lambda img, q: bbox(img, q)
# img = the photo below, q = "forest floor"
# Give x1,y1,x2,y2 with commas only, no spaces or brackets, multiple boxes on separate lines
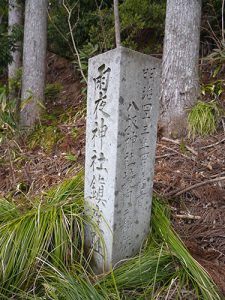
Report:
0,52,225,295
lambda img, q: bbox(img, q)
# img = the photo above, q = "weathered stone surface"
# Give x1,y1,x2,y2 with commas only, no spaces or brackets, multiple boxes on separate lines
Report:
85,47,161,273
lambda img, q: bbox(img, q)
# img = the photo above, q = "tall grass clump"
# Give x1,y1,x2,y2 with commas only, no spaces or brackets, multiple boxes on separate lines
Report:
0,173,221,299
22,198,221,299
96,199,221,300
0,172,88,297
188,100,222,138
151,199,221,299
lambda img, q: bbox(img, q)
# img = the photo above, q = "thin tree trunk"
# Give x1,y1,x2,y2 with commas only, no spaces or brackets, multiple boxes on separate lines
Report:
222,0,225,44
113,0,121,47
8,0,23,83
20,0,48,128
160,0,202,137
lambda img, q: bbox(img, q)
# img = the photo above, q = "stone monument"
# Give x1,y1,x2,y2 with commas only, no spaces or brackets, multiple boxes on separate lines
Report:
85,47,161,273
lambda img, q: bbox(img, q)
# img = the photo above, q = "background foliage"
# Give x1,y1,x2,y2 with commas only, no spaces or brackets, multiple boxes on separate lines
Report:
0,0,224,76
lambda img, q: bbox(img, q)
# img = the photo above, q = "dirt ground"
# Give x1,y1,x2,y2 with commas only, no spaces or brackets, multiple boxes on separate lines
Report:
154,134,225,295
1,53,225,295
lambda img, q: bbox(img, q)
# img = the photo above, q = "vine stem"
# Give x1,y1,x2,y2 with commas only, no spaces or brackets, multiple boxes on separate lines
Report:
62,0,87,84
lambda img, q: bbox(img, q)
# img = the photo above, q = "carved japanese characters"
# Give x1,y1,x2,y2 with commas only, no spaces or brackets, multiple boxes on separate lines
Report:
85,47,161,273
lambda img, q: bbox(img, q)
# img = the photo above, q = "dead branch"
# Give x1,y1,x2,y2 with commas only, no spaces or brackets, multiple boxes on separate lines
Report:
174,214,201,220
211,171,225,178
157,143,195,161
166,176,225,197
207,20,222,49
161,137,198,156
200,137,225,150
155,153,176,159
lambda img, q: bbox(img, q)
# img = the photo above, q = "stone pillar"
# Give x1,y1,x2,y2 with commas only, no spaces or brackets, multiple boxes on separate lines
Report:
85,47,161,273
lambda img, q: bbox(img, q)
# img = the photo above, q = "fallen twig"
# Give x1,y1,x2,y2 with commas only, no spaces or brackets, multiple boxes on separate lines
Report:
161,137,198,156
157,144,195,161
155,153,176,159
200,137,225,150
210,171,225,178
166,176,225,197
175,214,201,220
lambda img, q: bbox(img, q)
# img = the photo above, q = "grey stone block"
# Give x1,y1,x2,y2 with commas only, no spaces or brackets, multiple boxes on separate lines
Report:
85,46,161,273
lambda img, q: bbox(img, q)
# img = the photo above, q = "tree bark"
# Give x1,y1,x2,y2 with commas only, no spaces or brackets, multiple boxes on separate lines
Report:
160,0,202,137
20,0,48,128
8,0,23,81
113,0,121,47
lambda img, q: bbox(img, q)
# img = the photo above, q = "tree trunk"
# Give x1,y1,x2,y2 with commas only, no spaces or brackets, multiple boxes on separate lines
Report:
8,0,23,82
160,0,202,137
20,0,48,128
113,0,121,47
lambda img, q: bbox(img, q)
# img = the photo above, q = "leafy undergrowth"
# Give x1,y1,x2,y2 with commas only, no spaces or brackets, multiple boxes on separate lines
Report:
0,173,221,299
27,123,63,154
0,53,86,201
